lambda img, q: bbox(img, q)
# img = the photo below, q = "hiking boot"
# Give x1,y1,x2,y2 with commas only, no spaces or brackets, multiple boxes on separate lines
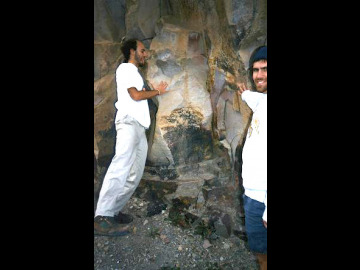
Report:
94,216,130,237
114,212,134,224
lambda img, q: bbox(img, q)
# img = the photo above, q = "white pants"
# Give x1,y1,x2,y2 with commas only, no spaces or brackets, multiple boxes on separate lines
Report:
95,115,148,217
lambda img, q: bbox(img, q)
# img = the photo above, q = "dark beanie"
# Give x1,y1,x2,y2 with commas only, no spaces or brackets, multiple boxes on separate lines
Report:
252,46,267,64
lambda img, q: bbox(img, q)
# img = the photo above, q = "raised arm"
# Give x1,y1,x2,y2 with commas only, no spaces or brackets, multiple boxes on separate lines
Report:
237,82,249,96
128,81,168,101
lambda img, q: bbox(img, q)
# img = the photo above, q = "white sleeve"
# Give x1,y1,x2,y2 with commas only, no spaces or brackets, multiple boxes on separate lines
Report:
262,191,267,222
116,65,140,91
241,90,263,111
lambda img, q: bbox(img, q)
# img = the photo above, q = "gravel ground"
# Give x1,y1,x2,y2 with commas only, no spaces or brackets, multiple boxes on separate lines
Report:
94,196,259,270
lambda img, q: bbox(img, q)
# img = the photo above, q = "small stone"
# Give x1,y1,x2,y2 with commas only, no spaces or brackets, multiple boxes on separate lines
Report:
223,243,230,250
160,234,170,244
202,239,212,249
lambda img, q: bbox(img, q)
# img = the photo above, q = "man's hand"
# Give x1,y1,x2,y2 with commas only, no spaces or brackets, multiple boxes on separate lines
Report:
237,82,248,95
153,81,168,95
128,81,169,101
263,220,267,229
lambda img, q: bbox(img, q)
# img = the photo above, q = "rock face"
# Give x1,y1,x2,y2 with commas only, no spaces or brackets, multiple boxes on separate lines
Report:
94,0,267,237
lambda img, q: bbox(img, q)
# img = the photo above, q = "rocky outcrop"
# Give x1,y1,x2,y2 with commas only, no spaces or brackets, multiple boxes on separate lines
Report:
94,0,267,237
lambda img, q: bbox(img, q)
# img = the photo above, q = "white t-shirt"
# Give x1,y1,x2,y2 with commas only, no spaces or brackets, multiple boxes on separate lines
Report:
241,90,267,221
114,63,150,129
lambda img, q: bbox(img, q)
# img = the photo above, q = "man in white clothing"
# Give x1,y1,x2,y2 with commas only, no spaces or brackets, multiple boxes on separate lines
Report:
237,46,267,270
94,39,168,236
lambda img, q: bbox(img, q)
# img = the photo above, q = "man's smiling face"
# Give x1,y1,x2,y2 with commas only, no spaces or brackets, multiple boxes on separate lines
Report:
252,60,267,93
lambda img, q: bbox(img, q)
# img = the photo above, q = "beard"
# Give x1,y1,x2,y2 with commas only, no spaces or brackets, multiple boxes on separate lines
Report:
135,52,145,67
255,83,267,93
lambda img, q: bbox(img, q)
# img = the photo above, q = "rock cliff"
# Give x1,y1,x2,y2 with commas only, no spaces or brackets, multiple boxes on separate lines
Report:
94,0,267,238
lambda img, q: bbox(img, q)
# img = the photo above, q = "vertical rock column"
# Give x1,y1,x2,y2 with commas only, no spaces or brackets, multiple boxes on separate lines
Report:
139,19,239,236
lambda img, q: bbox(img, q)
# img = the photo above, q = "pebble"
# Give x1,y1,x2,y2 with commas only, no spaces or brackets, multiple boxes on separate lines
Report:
160,234,170,244
223,243,231,250
203,239,212,249
94,197,259,270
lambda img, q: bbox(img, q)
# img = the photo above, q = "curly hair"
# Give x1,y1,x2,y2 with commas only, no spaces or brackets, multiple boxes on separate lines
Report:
121,39,138,63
